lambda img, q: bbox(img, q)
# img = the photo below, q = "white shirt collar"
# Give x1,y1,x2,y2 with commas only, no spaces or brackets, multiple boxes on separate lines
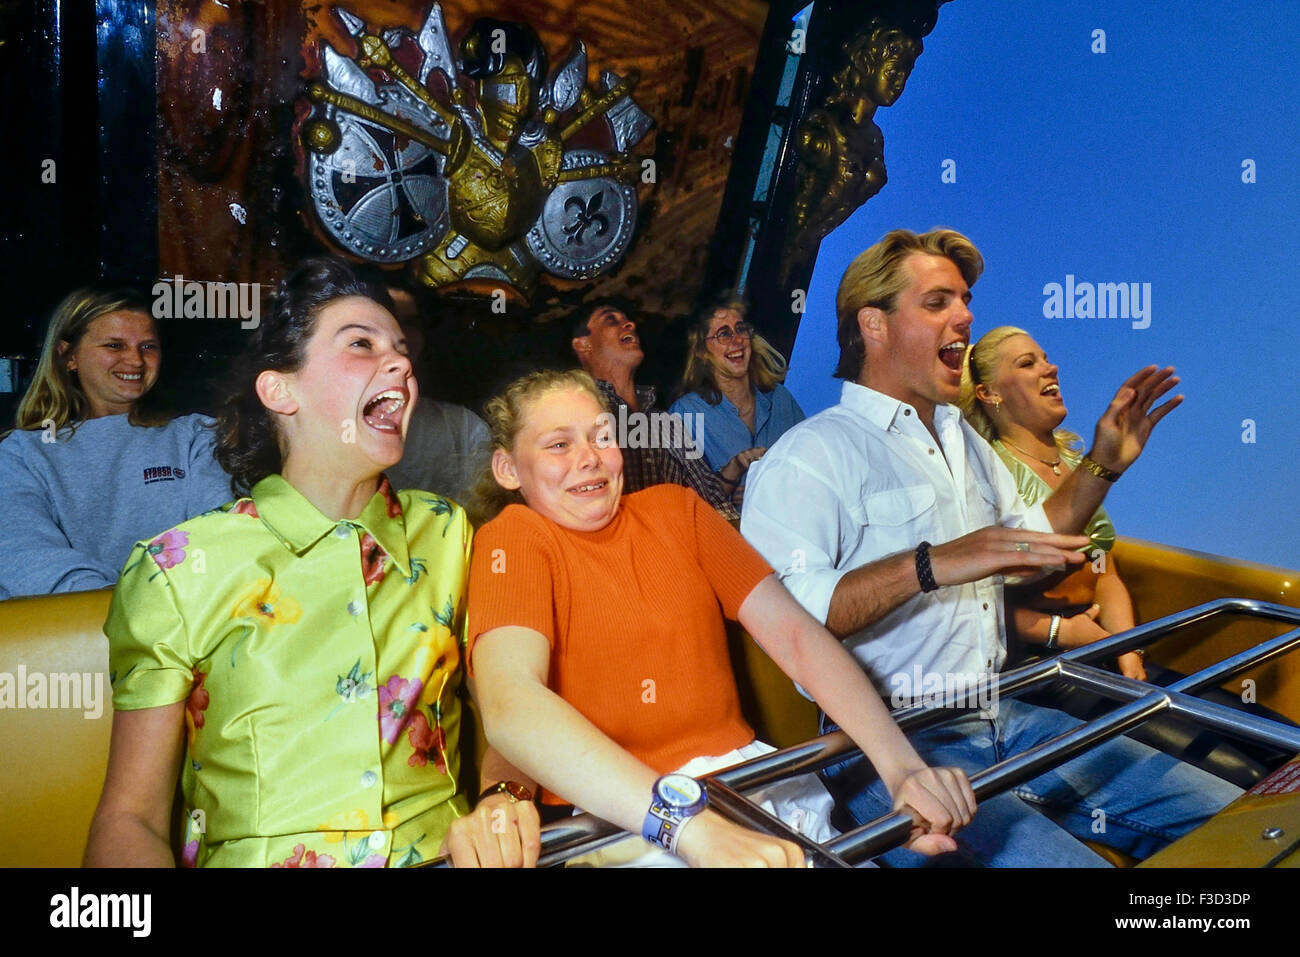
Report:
839,380,963,434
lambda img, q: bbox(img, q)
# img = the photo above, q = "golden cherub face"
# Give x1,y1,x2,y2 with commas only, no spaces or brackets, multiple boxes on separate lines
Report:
863,27,921,106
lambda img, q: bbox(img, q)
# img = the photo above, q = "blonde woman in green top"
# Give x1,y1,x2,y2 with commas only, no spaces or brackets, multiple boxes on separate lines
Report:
960,326,1146,681
84,259,539,868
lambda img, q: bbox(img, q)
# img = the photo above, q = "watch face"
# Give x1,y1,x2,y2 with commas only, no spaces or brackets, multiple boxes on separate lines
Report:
655,774,703,808
501,781,531,802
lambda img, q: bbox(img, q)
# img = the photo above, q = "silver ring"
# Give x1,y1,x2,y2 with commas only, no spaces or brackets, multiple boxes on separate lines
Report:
1014,542,1031,552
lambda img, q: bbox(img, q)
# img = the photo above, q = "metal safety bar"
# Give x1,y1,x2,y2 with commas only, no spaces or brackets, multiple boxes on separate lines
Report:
829,690,1175,862
703,779,851,868
425,598,1300,867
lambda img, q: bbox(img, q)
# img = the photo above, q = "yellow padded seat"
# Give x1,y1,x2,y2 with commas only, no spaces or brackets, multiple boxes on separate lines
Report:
0,588,489,867
0,588,115,867
726,622,820,748
3,538,1292,867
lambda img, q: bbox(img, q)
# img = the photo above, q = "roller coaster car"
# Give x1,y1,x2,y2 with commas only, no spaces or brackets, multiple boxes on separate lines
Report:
2,538,1298,867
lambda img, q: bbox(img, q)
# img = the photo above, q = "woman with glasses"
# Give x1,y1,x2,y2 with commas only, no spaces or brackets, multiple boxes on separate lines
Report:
669,296,804,504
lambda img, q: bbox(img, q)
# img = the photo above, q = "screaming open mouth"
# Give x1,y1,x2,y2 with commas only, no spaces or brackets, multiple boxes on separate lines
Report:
939,342,966,371
362,388,408,433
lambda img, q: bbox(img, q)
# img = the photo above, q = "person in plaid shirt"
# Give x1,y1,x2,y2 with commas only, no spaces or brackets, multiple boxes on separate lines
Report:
570,300,738,522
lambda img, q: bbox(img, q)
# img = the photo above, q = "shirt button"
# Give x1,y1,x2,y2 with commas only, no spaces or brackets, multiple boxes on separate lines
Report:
904,409,911,416
368,830,386,850
361,770,378,788
982,602,989,611
928,448,935,455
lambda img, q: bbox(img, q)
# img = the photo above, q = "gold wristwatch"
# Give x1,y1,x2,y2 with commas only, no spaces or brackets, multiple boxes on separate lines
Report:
478,780,533,803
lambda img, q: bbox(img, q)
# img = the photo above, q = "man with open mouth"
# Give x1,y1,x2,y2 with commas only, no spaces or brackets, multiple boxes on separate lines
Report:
571,299,739,523
740,227,1241,866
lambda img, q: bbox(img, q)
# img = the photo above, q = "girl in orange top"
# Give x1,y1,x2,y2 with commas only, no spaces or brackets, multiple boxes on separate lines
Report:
467,369,976,867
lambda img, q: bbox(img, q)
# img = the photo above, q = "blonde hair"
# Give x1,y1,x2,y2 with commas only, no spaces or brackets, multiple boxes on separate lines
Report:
835,228,984,381
676,298,788,405
11,287,167,437
959,325,1081,455
465,369,610,526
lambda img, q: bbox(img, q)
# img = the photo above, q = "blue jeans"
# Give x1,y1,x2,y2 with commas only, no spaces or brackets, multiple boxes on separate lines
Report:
819,697,1243,867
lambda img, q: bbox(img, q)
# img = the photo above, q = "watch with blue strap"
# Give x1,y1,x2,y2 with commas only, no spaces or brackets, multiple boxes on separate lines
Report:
642,773,708,853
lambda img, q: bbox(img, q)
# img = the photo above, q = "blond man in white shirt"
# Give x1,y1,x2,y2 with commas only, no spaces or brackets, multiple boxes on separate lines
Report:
742,228,1240,866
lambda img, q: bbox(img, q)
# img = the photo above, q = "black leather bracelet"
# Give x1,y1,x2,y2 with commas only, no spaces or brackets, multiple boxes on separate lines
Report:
915,541,939,593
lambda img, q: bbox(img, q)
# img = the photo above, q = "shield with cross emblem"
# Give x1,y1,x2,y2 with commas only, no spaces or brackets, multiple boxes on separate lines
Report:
306,47,451,263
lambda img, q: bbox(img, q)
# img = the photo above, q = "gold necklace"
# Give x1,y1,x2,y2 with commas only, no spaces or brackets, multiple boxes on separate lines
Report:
1003,438,1061,475
724,386,754,419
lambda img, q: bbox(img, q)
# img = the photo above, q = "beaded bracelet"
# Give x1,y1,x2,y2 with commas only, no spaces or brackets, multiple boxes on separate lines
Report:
915,541,939,593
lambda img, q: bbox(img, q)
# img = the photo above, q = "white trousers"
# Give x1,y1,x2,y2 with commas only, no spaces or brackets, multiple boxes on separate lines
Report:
565,741,841,868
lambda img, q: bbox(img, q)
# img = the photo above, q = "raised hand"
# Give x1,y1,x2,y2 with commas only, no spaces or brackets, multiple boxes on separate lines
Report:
1089,365,1183,473
928,526,1091,588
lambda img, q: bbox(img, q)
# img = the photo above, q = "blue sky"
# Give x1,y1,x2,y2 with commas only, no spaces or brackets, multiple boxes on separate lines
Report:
786,1,1298,569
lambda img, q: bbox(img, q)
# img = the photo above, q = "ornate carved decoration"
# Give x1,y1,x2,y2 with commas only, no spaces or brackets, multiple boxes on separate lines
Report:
788,11,930,261
298,3,654,300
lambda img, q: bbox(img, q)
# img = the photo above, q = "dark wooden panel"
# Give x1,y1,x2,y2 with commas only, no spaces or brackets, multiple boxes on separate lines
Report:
155,1,768,313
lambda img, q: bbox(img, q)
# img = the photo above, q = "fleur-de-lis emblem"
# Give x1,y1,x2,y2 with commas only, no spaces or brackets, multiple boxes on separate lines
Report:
563,191,608,245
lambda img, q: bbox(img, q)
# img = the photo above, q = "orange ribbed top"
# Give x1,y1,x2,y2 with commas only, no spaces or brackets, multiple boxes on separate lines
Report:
468,484,771,802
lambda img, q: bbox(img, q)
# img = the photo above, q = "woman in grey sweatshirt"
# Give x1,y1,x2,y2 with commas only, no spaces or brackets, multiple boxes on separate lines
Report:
0,288,232,599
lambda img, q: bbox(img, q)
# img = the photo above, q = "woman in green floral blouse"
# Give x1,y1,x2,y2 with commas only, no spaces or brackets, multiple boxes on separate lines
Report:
84,260,539,868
